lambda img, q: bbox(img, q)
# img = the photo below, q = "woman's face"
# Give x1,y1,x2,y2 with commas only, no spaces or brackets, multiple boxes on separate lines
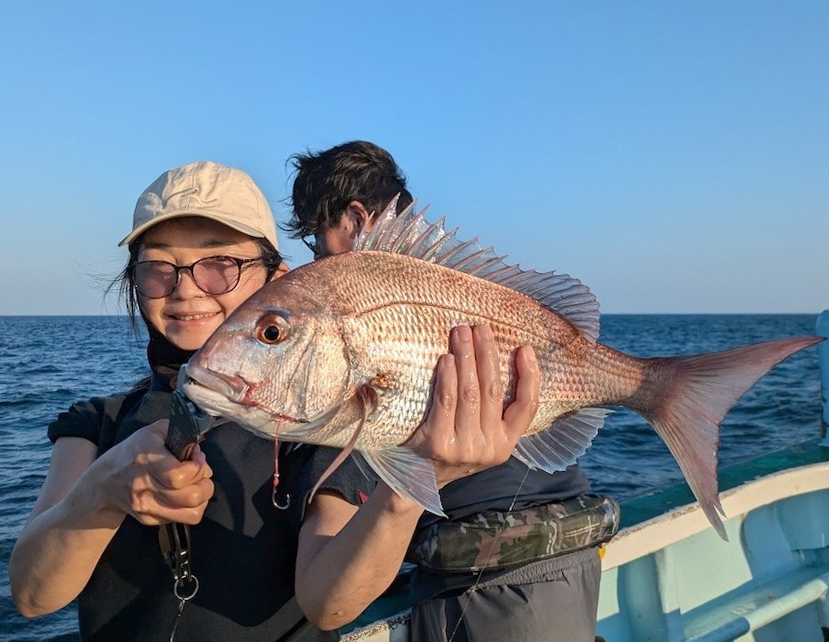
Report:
137,217,284,351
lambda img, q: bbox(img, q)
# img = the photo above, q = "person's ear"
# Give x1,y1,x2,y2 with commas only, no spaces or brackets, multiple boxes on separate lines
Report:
269,261,290,282
345,201,374,234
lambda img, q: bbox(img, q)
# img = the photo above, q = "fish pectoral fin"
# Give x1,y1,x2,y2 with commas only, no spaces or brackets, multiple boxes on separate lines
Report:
306,415,365,506
513,407,611,473
361,447,445,517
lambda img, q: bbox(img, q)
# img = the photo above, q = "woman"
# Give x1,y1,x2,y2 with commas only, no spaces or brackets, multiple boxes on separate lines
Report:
10,160,540,641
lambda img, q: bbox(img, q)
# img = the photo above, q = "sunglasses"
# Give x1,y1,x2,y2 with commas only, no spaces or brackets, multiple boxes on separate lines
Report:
301,236,321,258
131,256,265,299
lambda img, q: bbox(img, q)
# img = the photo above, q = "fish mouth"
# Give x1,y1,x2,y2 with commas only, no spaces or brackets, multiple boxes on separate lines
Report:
181,362,310,430
183,362,248,404
181,371,254,424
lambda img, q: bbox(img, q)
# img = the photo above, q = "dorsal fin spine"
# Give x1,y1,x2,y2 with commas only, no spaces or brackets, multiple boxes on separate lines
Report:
437,237,481,266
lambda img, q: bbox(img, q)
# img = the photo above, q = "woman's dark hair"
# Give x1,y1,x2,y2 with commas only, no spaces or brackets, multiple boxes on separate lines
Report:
108,235,282,332
284,140,413,240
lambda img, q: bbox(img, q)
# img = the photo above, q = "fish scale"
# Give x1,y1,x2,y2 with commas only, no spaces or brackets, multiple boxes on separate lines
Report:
332,253,636,436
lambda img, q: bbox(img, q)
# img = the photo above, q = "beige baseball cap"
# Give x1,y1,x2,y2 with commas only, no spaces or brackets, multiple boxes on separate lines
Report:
119,160,279,249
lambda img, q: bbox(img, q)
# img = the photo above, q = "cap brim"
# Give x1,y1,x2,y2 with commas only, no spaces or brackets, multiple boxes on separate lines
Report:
118,211,268,247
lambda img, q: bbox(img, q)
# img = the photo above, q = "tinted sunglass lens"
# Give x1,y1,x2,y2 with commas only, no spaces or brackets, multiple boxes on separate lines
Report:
192,257,240,295
135,262,176,298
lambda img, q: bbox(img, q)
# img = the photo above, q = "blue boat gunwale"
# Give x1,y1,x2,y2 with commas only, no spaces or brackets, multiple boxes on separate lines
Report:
617,438,829,530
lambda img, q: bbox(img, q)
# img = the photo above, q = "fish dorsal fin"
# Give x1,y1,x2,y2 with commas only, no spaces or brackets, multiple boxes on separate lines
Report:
354,197,601,340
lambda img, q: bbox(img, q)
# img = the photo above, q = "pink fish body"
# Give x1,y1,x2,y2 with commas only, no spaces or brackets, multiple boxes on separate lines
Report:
184,203,821,539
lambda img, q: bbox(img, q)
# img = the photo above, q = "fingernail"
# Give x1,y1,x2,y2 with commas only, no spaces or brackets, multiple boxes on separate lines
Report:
454,325,472,341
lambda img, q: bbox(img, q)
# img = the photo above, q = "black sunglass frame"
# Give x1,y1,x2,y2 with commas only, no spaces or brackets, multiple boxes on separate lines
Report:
301,236,320,257
131,256,264,299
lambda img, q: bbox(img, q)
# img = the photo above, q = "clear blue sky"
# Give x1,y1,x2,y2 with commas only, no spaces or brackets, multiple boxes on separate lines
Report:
1,2,827,315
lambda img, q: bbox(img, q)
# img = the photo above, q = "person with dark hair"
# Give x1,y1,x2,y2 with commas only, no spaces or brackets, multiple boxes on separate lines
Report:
287,141,619,642
10,160,541,641
285,140,414,259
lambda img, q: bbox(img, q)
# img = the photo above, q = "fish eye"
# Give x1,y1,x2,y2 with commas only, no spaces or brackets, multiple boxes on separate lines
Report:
256,313,290,345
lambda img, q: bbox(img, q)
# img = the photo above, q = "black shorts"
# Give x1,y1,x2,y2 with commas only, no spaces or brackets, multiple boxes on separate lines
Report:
410,547,601,642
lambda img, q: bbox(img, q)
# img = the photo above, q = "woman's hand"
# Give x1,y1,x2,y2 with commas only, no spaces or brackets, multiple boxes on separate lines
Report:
10,421,214,617
405,324,540,488
98,420,215,526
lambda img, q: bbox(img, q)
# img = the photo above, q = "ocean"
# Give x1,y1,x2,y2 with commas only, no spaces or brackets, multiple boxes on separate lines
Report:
0,314,824,641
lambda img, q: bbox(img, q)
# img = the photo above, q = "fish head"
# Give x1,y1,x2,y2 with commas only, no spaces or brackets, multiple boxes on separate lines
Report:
182,278,351,440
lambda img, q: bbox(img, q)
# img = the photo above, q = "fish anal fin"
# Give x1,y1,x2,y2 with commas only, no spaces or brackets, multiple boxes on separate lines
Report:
513,408,610,473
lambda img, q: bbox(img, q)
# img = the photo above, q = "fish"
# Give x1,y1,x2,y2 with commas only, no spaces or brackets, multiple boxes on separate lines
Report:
182,200,821,539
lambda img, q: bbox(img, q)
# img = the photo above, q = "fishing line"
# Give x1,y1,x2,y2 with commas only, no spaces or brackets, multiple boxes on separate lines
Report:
446,465,531,642
272,437,290,509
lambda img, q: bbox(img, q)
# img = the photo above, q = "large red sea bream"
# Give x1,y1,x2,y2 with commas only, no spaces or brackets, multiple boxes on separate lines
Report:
183,201,821,539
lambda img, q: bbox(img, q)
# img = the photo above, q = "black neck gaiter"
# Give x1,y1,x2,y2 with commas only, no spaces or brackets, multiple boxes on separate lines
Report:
145,324,196,392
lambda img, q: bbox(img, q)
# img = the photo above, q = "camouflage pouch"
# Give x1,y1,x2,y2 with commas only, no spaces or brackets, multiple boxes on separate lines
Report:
407,493,620,573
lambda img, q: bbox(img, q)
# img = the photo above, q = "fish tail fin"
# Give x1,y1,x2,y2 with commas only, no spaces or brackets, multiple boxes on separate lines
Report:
639,336,822,540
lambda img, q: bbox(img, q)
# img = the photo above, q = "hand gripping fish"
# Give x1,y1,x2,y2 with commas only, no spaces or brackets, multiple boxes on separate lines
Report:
182,200,821,540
